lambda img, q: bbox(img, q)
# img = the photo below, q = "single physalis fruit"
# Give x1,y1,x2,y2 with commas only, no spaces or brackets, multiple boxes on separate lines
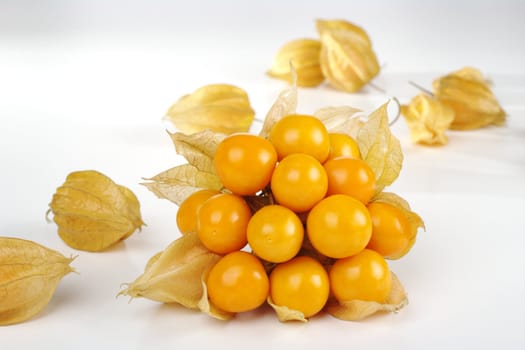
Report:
0,237,75,325
366,202,412,259
323,157,376,204
197,193,251,254
269,256,329,318
307,194,372,258
247,205,304,263
316,19,380,93
176,189,220,234
329,249,392,303
164,83,255,134
433,67,506,130
327,132,361,160
271,153,328,212
214,133,277,195
267,38,324,87
206,251,269,313
269,114,330,163
368,192,425,260
48,170,144,252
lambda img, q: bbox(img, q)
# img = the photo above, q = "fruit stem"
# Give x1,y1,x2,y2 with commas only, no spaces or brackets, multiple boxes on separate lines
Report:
408,81,434,97
389,97,401,127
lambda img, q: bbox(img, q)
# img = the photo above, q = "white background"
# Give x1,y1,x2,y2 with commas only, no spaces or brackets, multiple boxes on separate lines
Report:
1,1,524,349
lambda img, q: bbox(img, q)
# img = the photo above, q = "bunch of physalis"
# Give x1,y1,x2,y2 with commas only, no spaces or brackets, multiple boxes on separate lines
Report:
119,79,425,322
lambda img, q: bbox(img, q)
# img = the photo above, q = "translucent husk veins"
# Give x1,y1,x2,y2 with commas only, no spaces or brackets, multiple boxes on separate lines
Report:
267,38,324,87
48,170,144,252
0,237,75,326
163,84,255,134
118,232,233,320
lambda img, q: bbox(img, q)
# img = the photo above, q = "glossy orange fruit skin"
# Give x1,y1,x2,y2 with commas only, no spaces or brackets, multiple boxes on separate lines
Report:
323,157,376,204
207,251,269,313
327,133,361,160
247,205,304,263
366,202,412,259
269,114,330,163
270,153,328,213
329,249,392,303
176,189,220,234
307,194,372,259
270,256,330,318
197,193,251,254
214,133,277,195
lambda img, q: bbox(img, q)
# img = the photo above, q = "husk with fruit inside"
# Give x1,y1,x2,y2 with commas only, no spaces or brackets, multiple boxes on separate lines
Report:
47,170,144,252
0,237,75,326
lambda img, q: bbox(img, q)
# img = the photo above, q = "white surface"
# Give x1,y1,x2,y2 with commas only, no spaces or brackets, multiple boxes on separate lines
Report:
1,1,525,349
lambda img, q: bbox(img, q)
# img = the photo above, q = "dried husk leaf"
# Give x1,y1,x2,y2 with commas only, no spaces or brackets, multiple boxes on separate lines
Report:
450,66,489,83
267,38,324,87
326,272,408,321
401,93,455,145
267,297,308,323
317,19,380,92
314,106,363,138
164,84,255,134
119,232,229,319
145,251,163,271
48,170,144,252
316,19,372,46
169,130,226,174
0,237,75,326
370,192,426,259
197,279,235,320
259,72,298,138
142,164,223,206
433,67,506,130
357,102,403,194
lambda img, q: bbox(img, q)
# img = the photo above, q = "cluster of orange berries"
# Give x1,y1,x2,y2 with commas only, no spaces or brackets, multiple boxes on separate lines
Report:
176,114,413,318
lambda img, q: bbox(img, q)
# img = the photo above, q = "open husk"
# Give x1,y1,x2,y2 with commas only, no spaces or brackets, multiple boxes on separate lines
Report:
326,272,408,321
119,232,233,320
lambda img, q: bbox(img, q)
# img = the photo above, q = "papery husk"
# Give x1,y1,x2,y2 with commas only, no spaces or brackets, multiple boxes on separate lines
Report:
357,102,403,194
143,129,226,205
0,237,75,326
267,38,324,87
197,279,235,320
48,170,144,252
314,106,363,138
326,272,408,321
401,93,455,145
316,19,372,46
119,232,232,319
267,297,308,323
164,84,255,134
317,19,380,92
169,130,226,174
141,164,223,206
259,67,298,138
433,67,506,130
370,192,426,259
